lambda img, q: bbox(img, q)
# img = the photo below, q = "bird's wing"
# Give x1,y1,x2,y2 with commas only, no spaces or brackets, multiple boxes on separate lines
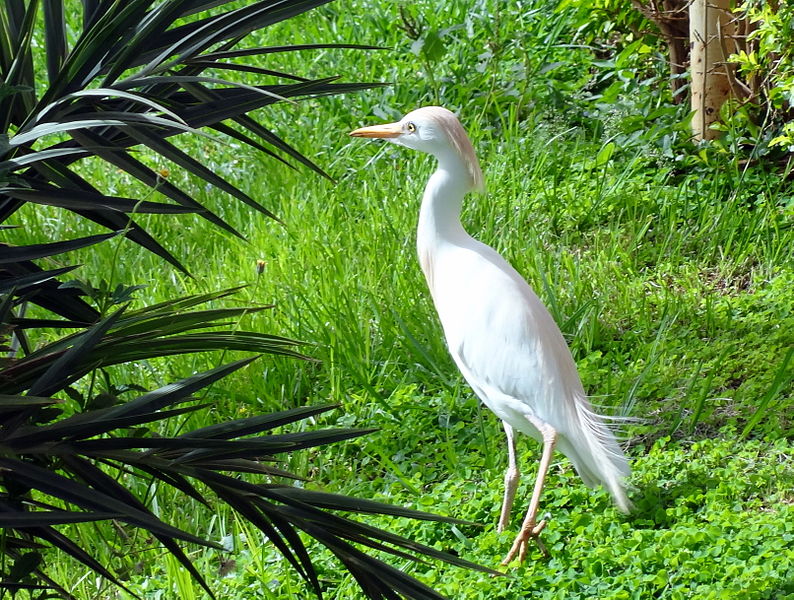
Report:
429,240,631,505
429,240,583,434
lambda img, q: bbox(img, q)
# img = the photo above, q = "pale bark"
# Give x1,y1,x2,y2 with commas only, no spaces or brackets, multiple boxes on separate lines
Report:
689,0,737,140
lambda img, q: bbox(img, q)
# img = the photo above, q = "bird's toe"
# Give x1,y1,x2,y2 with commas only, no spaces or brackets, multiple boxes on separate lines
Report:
500,519,550,565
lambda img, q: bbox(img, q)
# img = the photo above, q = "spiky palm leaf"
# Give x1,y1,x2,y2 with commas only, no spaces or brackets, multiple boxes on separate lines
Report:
0,0,384,272
1,355,494,599
0,1,490,598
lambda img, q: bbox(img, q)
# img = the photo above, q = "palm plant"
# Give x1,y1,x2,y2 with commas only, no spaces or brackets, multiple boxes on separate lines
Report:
0,1,493,598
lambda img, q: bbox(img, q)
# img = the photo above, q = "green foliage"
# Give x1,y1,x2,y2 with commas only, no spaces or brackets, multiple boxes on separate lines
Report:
6,0,792,598
106,430,794,599
144,1,789,596
1,1,492,598
420,434,794,600
570,0,794,159
733,1,794,151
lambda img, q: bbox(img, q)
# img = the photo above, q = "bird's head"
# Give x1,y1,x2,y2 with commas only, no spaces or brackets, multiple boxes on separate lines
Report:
350,106,484,193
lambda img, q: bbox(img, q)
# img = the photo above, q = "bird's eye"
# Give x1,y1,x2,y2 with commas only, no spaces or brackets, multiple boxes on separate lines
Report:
406,122,416,133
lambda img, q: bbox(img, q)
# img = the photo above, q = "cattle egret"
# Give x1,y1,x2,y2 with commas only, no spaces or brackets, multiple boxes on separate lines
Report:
350,106,631,565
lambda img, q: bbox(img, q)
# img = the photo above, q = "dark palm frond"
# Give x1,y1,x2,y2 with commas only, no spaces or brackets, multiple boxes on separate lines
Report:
1,0,383,270
1,291,304,396
0,232,121,263
0,260,98,323
0,1,486,598
2,361,498,600
1,257,488,599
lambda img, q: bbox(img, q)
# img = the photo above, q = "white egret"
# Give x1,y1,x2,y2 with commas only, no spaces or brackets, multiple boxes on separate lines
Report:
350,106,631,565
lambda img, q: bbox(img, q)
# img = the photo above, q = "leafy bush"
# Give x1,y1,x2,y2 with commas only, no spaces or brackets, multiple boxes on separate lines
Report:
568,0,794,159
733,1,794,151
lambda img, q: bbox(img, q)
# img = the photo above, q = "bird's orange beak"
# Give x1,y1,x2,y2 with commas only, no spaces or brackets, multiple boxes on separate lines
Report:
349,122,402,138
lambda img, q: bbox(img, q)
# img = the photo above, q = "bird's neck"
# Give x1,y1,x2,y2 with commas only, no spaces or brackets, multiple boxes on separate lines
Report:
417,160,470,245
416,157,472,284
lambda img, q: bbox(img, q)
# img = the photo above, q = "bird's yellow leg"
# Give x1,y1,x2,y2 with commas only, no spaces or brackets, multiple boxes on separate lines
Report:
498,421,520,532
501,421,557,566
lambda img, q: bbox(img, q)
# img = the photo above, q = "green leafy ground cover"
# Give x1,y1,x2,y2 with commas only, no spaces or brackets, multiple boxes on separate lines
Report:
16,0,793,597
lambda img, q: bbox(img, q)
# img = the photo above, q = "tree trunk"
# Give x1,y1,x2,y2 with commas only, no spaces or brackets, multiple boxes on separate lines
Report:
689,0,736,140
631,0,690,102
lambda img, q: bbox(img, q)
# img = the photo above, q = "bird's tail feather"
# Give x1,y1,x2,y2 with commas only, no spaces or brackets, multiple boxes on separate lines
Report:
561,395,632,513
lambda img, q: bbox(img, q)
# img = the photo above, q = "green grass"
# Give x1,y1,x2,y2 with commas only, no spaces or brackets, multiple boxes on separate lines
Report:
14,0,794,597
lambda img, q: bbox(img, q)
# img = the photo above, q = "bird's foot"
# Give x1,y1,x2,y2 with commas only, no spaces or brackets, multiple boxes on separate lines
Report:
500,519,548,565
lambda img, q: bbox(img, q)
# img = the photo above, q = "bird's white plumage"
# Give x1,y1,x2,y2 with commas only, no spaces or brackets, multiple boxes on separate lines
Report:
350,106,631,557
422,209,630,508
